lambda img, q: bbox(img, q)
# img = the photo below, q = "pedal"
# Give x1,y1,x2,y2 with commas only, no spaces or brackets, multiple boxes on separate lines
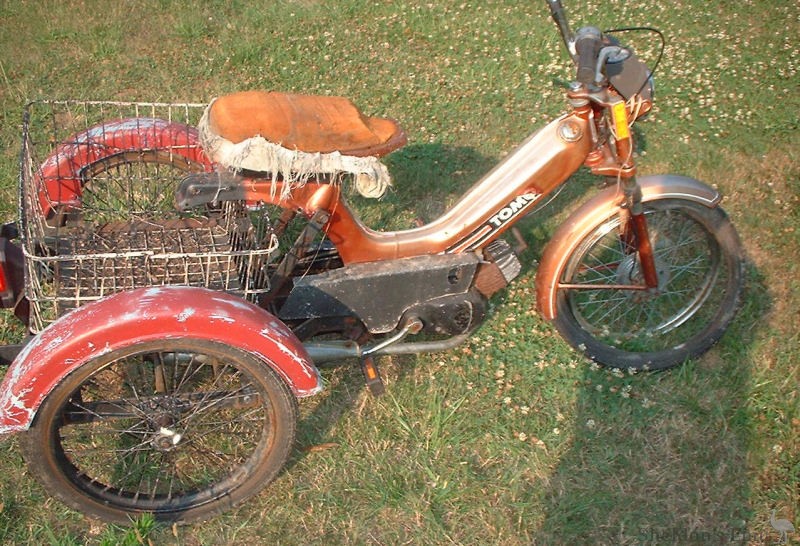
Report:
360,355,385,396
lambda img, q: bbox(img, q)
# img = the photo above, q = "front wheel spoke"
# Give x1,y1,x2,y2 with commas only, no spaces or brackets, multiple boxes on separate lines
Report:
660,286,701,301
658,232,703,255
578,260,620,276
578,291,631,324
640,298,665,332
618,305,647,333
578,298,628,326
576,290,631,307
558,201,744,360
577,266,618,284
666,262,709,286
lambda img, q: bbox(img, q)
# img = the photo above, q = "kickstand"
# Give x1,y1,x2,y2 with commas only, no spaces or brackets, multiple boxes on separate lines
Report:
358,318,422,397
360,355,385,396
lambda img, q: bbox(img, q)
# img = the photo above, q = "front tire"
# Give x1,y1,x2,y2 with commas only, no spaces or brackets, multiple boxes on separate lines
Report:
21,339,297,523
552,199,744,370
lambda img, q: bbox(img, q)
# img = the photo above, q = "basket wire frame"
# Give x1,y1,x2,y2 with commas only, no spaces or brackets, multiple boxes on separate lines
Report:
20,100,279,332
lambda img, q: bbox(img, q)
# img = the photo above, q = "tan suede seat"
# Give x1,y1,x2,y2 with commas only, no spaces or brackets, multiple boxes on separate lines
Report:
206,90,407,158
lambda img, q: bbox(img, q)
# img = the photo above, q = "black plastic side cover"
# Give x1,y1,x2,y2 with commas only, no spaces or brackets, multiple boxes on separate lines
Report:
278,253,480,334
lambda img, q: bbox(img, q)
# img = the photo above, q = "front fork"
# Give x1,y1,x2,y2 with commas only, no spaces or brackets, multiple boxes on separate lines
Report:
596,97,659,290
617,177,659,290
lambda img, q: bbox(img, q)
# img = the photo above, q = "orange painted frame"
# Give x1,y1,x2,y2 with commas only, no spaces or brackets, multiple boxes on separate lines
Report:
230,108,594,265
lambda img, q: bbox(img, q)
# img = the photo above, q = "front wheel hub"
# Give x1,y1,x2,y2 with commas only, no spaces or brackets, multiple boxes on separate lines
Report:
616,253,670,295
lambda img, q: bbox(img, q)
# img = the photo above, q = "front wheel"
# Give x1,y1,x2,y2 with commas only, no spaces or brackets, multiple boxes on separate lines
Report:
21,339,298,523
552,199,744,370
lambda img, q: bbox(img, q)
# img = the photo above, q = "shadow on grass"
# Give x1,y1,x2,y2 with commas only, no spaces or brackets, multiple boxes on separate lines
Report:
363,142,771,544
530,264,771,545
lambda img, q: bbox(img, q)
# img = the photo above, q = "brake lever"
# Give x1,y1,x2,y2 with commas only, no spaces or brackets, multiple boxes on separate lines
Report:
595,45,632,85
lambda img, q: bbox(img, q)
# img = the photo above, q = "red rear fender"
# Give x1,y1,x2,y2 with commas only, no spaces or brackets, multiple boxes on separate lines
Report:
0,287,322,435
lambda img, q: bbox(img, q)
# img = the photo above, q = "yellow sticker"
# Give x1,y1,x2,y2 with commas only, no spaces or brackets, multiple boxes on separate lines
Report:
612,101,631,140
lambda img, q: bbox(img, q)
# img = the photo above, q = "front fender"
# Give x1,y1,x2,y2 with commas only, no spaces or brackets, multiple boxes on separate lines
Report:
0,286,322,435
535,174,721,320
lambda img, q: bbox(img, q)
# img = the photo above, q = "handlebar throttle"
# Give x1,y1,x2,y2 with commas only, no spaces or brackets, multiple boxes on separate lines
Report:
574,27,603,86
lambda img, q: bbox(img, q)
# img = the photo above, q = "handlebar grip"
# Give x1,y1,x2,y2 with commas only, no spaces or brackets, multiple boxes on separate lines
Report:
574,27,602,86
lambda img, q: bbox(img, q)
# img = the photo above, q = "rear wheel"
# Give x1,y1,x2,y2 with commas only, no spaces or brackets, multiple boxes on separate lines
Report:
21,339,297,523
552,199,744,370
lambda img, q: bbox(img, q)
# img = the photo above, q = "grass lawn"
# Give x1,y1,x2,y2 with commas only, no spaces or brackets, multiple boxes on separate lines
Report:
0,0,797,544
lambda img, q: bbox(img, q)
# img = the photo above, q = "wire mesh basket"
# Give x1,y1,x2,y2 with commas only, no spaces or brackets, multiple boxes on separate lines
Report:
20,100,278,332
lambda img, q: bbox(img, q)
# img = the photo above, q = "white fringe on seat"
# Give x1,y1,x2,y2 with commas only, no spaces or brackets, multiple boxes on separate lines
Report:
198,102,392,199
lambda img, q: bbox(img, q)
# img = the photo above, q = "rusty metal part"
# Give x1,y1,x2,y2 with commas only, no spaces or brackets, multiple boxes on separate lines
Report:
474,262,508,297
630,211,659,289
584,142,637,178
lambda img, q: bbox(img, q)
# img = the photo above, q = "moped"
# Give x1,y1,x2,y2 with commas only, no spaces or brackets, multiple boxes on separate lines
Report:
0,0,743,523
